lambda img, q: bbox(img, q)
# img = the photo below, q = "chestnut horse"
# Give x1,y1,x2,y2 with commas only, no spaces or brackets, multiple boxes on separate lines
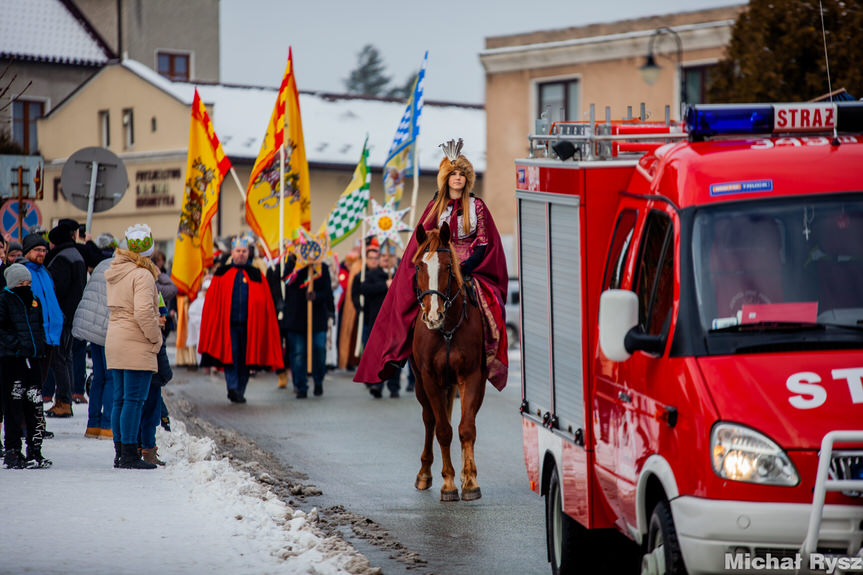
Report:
411,222,488,502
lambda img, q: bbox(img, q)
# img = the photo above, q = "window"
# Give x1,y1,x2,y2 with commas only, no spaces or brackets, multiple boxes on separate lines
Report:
99,110,110,147
12,100,44,154
122,108,134,149
684,64,717,105
537,79,580,124
635,211,675,336
157,51,190,81
602,209,638,291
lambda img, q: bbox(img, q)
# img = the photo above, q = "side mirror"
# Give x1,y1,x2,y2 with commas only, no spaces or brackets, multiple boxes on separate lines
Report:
599,289,638,362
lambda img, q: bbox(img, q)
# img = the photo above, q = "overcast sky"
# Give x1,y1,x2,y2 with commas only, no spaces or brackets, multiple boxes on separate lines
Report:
220,0,746,103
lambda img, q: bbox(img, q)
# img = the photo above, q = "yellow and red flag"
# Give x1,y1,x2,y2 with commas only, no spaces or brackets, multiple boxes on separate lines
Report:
171,88,231,299
245,48,311,257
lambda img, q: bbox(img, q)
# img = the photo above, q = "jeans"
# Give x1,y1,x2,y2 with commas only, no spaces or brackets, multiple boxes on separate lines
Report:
111,370,152,445
72,337,87,396
87,344,113,430
138,379,162,449
225,324,249,398
287,331,326,392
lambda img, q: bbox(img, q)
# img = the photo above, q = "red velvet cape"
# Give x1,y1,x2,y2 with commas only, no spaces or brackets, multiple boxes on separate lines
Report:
354,196,508,385
198,266,284,370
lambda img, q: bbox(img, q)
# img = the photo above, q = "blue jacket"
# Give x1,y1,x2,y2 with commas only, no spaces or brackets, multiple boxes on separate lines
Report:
22,260,64,346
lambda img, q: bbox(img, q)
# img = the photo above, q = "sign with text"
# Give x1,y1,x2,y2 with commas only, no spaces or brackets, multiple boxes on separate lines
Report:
136,168,180,208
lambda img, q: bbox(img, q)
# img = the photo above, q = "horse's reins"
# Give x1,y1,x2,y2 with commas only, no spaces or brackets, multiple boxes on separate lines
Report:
415,247,470,370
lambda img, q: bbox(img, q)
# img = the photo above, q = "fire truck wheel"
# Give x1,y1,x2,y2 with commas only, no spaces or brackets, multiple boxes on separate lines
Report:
642,499,687,575
546,467,579,575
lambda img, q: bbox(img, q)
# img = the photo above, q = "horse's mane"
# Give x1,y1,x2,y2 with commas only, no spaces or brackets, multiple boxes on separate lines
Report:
413,228,464,288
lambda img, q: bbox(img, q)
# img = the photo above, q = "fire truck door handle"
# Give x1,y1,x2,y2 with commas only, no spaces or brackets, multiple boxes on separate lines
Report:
618,391,632,403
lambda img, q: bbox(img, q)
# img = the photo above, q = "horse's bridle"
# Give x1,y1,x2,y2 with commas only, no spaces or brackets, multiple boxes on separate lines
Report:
415,248,459,316
415,246,469,345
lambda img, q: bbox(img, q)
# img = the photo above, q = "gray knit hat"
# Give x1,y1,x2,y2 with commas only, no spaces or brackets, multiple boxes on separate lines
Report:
4,263,31,288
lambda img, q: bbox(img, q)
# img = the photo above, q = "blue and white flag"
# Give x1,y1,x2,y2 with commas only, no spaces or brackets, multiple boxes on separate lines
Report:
383,51,427,207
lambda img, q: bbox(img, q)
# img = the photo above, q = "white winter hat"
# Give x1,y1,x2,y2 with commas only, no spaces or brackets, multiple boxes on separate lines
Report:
124,224,154,257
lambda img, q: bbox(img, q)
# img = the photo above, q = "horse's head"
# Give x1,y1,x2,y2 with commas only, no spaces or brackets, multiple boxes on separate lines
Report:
413,222,463,330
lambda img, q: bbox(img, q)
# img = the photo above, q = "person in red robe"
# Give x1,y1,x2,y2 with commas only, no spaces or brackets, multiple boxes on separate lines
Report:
198,235,283,403
354,139,509,390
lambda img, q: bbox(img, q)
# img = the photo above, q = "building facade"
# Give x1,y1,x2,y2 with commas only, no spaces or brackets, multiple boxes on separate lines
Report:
74,0,220,83
480,5,744,237
36,60,485,259
0,0,219,156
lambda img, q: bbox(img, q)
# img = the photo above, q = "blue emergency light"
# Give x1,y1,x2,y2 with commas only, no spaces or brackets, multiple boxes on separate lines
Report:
686,102,863,138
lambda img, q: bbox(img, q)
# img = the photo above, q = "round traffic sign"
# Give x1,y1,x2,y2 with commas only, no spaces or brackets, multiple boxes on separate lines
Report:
60,147,128,213
1,199,42,239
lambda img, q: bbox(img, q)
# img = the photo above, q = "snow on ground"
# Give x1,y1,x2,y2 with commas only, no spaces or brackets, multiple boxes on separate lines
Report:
0,415,375,575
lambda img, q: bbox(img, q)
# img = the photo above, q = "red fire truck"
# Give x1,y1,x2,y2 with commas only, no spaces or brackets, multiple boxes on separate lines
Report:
516,102,863,574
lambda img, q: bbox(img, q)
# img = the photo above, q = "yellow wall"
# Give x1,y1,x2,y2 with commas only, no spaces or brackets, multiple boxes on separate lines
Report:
35,65,448,262
482,13,736,237
484,50,723,236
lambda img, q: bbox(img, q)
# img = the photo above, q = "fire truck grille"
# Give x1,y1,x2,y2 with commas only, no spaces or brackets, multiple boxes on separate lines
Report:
828,452,863,497
753,547,799,561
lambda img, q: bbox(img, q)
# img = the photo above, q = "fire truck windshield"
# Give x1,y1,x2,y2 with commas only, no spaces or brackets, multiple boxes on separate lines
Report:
691,194,863,341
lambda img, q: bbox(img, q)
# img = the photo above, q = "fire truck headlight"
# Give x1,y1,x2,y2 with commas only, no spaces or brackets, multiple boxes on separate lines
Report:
710,423,799,486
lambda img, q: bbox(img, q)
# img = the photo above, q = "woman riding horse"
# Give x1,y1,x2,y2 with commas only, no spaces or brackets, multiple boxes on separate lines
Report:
354,138,509,392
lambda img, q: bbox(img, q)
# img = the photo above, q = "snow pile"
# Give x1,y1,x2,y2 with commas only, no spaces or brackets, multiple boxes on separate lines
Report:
0,415,377,575
158,421,370,573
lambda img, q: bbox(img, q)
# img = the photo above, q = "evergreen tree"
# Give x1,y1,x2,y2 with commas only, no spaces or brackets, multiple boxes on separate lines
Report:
386,71,418,100
344,44,392,96
709,0,863,102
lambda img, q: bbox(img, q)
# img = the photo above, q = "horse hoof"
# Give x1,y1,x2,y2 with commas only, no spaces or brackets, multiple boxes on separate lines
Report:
461,487,482,501
415,477,432,491
440,489,460,502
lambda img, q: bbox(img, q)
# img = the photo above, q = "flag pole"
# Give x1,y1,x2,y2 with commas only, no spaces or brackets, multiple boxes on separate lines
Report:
354,216,368,357
229,167,247,204
229,166,273,264
307,264,314,375
278,143,286,301
408,141,420,229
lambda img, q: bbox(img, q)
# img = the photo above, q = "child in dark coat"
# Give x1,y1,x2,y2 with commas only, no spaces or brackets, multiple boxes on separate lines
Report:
1,264,51,468
138,295,173,466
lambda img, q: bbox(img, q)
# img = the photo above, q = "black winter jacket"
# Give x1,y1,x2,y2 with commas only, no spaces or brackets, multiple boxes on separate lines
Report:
275,263,334,334
46,242,87,326
0,286,47,358
152,338,173,387
351,267,389,327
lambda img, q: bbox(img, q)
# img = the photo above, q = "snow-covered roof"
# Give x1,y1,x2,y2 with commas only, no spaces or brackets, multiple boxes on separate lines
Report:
0,0,112,66
121,59,486,173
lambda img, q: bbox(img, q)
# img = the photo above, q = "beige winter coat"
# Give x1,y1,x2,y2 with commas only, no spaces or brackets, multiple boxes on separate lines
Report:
105,249,162,372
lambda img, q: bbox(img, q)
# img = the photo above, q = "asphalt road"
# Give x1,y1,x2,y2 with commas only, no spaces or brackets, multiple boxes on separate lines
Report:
167,357,549,575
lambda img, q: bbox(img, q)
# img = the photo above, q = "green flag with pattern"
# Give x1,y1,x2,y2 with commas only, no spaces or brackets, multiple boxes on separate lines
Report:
319,138,371,246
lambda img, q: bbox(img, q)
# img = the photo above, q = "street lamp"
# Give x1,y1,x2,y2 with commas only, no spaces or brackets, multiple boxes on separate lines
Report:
640,27,686,119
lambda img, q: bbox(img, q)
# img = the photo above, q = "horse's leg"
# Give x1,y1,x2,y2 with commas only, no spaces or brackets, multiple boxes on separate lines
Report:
458,370,487,501
413,366,435,491
431,380,458,501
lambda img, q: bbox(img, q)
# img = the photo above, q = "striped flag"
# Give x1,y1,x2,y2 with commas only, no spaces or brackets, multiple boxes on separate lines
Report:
319,138,370,246
383,51,427,207
171,88,231,299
